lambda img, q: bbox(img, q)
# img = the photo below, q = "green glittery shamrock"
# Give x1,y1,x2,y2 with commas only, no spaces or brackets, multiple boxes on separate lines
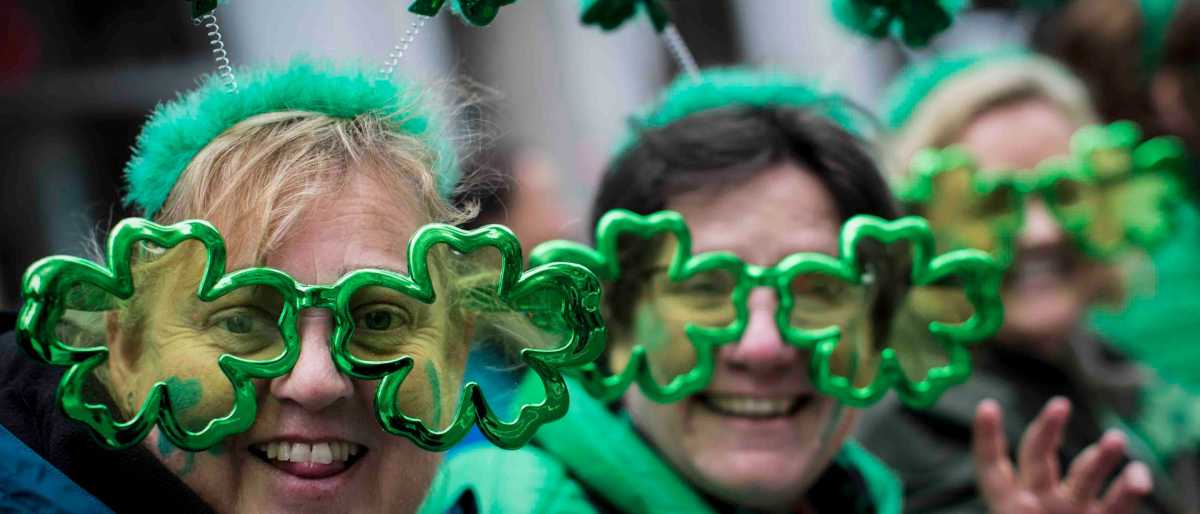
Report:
17,218,605,452
408,0,517,26
897,146,1024,265
831,0,968,48
579,0,670,32
1063,120,1187,255
17,218,299,451
362,223,605,450
780,215,1004,408
529,210,743,403
186,0,219,18
898,120,1187,263
531,209,1003,408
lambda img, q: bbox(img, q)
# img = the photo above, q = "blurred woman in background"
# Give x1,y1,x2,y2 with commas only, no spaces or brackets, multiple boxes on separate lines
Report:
858,51,1199,514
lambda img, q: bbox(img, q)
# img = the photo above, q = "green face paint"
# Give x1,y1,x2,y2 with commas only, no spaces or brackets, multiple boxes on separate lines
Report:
155,377,206,477
164,377,203,412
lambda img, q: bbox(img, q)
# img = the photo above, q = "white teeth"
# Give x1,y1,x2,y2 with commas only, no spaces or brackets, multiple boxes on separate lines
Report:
311,443,333,464
290,443,311,463
259,440,360,464
705,396,798,417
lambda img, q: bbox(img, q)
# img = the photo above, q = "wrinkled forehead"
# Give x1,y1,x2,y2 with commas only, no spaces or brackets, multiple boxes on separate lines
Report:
211,175,428,283
663,164,842,266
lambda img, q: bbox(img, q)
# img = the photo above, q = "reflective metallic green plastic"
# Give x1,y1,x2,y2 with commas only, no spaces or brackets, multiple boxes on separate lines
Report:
898,121,1187,263
17,218,605,452
529,209,1005,408
899,146,1023,265
832,0,963,48
529,210,744,404
187,0,219,18
1066,120,1187,252
781,215,1005,408
17,218,296,451
408,0,516,26
578,0,670,32
365,223,606,450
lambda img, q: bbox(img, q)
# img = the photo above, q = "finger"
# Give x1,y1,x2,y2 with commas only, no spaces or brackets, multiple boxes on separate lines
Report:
1064,430,1127,501
1017,396,1071,491
1100,461,1153,514
972,399,1014,499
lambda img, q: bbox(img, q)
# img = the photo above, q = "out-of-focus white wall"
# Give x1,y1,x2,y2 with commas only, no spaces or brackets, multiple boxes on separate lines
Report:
731,0,893,114
222,0,451,80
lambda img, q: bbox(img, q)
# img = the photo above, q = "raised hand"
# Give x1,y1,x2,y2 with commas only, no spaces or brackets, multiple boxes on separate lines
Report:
972,397,1153,514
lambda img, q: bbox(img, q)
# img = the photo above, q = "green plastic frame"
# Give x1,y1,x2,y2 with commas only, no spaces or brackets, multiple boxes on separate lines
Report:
530,209,1004,408
17,218,605,452
781,215,1004,408
898,120,1187,264
530,210,744,403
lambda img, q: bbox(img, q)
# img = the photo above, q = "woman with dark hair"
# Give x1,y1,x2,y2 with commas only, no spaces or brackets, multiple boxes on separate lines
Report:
426,69,1150,514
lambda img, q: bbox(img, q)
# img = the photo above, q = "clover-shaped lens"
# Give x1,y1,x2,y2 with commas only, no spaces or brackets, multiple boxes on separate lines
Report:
349,244,565,433
887,273,973,385
345,225,604,450
784,216,1003,408
785,268,875,389
20,221,296,450
118,242,288,434
625,235,738,390
904,149,1022,264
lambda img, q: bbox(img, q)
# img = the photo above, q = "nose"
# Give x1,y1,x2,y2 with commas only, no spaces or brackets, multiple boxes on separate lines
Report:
718,288,801,377
269,308,354,411
1018,199,1065,249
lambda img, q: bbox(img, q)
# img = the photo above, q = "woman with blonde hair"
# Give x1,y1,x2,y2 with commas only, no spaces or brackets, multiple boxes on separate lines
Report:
858,50,1199,513
0,58,602,514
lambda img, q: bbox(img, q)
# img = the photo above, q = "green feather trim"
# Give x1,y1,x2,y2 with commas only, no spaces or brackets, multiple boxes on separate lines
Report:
617,68,863,155
830,0,969,48
881,47,1029,129
123,58,458,217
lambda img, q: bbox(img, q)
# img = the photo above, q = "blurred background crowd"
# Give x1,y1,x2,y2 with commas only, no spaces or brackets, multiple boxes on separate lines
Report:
7,0,1184,311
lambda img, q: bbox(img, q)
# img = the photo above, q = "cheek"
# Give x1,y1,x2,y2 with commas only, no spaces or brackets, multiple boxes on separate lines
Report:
379,344,469,431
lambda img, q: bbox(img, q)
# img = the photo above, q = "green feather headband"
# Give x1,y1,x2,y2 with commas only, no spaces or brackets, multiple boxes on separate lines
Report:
124,58,459,217
880,47,1035,130
618,68,864,155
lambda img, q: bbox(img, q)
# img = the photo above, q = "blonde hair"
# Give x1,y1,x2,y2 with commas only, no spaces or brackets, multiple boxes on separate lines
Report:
888,56,1099,178
157,110,474,264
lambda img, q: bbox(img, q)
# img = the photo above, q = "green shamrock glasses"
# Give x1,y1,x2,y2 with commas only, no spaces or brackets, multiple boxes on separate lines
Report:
898,120,1187,265
530,209,1004,408
17,218,604,452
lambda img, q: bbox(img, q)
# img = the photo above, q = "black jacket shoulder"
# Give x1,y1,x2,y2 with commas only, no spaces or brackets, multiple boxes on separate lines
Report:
0,315,215,514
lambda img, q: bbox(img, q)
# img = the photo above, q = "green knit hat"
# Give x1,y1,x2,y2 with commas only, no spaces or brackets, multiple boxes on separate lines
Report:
123,58,459,217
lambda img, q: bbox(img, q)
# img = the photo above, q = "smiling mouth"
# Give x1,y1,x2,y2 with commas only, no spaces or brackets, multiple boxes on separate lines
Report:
249,440,367,480
696,393,814,419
